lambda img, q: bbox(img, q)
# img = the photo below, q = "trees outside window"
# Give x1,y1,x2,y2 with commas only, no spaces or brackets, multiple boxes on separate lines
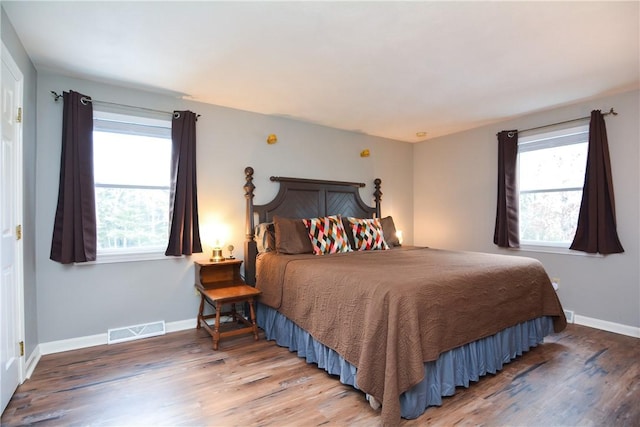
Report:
93,111,171,256
518,125,588,247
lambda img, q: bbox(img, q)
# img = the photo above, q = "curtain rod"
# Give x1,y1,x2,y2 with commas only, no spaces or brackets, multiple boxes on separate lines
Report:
498,107,617,137
50,91,200,119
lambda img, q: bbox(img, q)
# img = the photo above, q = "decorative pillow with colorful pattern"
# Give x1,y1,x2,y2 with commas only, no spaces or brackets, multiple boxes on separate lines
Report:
347,217,389,251
303,215,352,255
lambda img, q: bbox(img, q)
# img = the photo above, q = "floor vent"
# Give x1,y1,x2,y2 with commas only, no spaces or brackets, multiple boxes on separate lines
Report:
108,321,166,344
563,310,575,324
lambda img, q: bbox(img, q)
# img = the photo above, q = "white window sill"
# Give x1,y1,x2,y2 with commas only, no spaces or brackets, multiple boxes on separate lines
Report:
509,244,604,258
74,250,184,266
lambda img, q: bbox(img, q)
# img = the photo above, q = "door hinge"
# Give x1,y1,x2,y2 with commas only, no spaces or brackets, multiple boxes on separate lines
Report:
16,107,22,123
19,341,24,356
16,224,22,241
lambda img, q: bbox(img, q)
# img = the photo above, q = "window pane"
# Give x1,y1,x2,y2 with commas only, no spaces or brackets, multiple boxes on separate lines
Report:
94,131,171,187
519,190,582,244
519,142,587,192
95,187,170,250
93,112,172,257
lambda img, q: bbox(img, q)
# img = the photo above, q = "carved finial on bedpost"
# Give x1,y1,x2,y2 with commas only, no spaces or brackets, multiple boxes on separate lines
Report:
244,167,258,285
374,178,382,218
244,167,256,241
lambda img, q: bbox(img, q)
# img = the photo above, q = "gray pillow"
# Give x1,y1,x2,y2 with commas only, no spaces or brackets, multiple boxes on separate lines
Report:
381,216,401,247
255,222,275,253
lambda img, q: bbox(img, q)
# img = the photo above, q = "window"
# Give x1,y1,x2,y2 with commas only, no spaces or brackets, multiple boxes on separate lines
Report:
93,110,172,257
518,125,588,247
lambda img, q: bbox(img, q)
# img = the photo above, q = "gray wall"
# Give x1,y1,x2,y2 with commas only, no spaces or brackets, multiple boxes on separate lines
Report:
5,4,637,349
414,89,639,328
1,7,38,359
35,71,414,343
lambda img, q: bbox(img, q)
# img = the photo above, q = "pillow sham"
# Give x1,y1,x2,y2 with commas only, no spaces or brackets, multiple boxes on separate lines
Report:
273,215,314,254
255,222,275,253
381,216,401,247
341,216,357,249
347,217,389,251
303,215,352,255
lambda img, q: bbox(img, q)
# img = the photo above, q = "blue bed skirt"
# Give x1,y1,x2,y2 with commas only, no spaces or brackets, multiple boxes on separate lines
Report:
256,303,554,419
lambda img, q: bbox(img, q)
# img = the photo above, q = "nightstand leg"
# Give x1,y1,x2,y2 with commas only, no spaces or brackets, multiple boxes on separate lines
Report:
248,298,258,341
230,303,238,323
213,301,221,350
196,294,205,329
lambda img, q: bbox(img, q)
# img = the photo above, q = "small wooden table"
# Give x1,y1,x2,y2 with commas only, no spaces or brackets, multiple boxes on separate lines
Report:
194,260,261,350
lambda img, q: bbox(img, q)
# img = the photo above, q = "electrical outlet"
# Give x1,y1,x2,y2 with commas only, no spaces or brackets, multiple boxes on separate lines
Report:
551,277,560,290
195,288,200,297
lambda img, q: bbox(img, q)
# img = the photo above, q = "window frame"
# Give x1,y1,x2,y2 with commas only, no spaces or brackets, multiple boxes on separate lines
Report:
88,109,174,264
516,124,589,250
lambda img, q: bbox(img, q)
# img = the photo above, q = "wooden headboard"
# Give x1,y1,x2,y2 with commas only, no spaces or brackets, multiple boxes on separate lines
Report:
243,166,382,285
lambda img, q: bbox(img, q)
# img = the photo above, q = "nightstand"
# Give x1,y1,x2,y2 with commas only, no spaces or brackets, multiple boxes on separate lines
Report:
194,259,261,350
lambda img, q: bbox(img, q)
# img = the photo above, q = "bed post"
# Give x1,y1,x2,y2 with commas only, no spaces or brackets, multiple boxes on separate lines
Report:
244,167,258,285
374,178,382,218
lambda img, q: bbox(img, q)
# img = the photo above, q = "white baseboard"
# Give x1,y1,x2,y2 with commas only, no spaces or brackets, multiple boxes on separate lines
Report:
39,318,197,356
24,345,41,380
574,314,640,338
39,332,107,355
165,318,196,333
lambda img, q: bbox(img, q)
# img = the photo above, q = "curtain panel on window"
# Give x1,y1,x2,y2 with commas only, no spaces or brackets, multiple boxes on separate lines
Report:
165,110,203,256
570,110,624,254
50,90,97,264
493,130,520,248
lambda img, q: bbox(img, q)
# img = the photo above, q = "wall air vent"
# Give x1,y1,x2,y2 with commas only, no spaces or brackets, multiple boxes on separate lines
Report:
108,321,165,344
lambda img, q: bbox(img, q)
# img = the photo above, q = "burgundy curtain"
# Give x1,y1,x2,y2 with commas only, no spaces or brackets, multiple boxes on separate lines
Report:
570,111,624,254
50,91,97,264
165,110,203,256
493,130,520,248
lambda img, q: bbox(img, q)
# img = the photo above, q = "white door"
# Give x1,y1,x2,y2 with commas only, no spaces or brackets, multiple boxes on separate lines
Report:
0,43,24,415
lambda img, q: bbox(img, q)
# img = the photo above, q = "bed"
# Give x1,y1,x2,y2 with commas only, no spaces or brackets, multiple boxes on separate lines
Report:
242,167,567,425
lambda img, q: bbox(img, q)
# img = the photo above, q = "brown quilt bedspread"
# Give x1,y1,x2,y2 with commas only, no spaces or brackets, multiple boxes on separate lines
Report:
256,247,566,425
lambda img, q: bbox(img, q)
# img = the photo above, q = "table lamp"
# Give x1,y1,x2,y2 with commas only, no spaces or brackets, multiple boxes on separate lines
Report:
210,238,225,262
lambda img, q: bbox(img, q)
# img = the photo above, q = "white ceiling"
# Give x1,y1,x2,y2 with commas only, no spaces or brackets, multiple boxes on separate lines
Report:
4,1,639,142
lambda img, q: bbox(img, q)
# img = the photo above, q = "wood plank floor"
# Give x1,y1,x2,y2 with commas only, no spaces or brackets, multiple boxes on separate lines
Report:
2,323,638,426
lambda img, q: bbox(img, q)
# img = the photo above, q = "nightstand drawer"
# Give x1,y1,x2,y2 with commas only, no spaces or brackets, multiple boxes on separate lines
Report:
195,259,243,289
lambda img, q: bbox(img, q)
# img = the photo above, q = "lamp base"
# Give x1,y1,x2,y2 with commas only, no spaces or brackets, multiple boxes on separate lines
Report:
210,248,225,262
